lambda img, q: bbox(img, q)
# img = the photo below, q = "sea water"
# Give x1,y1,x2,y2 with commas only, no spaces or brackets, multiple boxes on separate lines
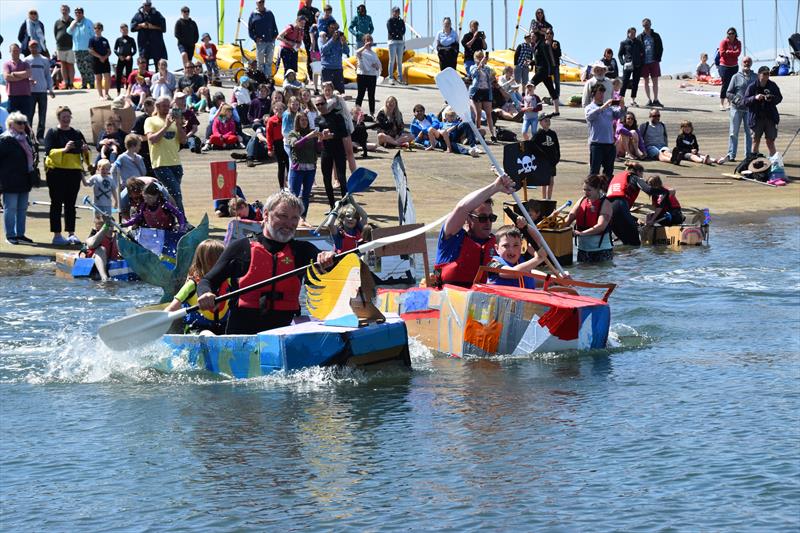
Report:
1,216,798,530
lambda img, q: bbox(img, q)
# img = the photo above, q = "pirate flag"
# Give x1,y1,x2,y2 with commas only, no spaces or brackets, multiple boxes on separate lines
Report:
502,141,554,188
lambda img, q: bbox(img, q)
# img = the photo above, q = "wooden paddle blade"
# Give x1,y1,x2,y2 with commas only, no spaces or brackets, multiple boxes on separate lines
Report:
435,67,472,123
98,309,187,351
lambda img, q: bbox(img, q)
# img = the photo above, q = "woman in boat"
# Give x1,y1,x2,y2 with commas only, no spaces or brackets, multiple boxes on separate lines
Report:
121,182,186,231
644,175,685,226
486,225,544,290
606,160,649,246
565,174,613,263
166,239,230,334
328,198,368,252
83,213,122,281
434,169,516,288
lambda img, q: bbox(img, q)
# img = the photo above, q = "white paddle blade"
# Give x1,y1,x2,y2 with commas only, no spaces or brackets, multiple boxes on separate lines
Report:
435,68,472,123
98,309,187,351
404,36,434,50
357,214,448,255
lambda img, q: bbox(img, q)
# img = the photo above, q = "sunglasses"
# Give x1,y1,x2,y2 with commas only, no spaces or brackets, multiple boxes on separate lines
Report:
650,114,661,118
14,120,27,125
469,213,497,223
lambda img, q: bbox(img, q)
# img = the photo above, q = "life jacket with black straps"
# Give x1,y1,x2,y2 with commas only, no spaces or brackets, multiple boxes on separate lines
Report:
181,278,231,333
435,232,497,288
335,227,361,252
237,240,301,312
607,170,640,208
576,196,613,250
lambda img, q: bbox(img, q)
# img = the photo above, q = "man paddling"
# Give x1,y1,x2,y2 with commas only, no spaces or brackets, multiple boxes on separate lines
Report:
197,190,334,335
434,170,516,287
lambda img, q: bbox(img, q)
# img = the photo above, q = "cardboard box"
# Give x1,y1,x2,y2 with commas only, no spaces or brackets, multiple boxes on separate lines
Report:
502,201,572,266
639,225,709,246
89,103,136,144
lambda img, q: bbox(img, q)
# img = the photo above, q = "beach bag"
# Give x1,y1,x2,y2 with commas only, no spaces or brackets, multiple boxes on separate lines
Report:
496,127,517,142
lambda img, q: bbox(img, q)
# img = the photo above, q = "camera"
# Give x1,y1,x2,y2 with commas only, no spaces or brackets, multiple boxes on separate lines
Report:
170,107,183,119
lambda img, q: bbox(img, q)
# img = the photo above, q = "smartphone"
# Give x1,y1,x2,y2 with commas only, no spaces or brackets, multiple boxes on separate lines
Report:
611,99,621,105
170,107,183,119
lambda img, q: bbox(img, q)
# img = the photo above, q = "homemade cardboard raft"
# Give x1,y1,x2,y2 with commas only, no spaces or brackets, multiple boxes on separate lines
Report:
639,225,709,247
502,200,573,266
55,251,138,281
377,274,615,357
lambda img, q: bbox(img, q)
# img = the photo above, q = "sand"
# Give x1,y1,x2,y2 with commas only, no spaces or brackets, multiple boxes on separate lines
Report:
2,75,798,259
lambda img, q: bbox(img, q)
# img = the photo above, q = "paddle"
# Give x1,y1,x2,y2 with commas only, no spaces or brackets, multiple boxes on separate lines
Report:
434,68,567,277
313,167,378,235
98,213,448,351
82,196,138,243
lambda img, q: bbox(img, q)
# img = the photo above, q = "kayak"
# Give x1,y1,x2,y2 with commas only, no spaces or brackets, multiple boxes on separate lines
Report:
377,271,615,357
164,315,411,379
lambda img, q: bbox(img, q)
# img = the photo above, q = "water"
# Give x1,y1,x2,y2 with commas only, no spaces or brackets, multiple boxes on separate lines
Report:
2,217,799,531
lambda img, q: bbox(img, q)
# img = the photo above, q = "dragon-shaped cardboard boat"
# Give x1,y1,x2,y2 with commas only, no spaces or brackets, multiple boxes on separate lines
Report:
163,254,411,379
377,268,616,357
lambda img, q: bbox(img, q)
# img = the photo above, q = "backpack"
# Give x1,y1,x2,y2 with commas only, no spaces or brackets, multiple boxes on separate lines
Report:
496,127,518,142
714,50,721,67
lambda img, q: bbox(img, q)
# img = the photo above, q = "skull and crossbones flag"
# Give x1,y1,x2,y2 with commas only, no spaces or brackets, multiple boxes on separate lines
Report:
502,141,554,187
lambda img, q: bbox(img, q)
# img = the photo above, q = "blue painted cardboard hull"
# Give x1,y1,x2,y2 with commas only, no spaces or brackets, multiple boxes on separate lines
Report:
163,315,411,379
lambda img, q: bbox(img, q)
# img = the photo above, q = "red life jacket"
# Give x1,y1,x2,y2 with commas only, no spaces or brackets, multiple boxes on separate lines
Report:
237,240,301,312
142,202,176,229
607,171,640,207
576,196,607,231
435,232,497,287
85,230,121,260
337,228,361,252
653,191,681,210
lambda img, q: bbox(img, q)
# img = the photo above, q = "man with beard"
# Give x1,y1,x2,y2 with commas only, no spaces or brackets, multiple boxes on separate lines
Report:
197,190,335,335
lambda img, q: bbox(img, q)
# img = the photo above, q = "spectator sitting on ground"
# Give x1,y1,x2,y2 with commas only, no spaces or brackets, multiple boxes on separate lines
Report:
638,107,671,163
696,52,711,81
376,95,415,148
232,76,252,125
410,104,447,151
282,69,304,97
205,104,243,150
350,105,379,157
615,111,645,160
440,107,481,156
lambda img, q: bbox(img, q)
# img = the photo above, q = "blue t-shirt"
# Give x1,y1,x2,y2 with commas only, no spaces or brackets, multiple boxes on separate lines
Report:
642,34,655,64
88,36,111,57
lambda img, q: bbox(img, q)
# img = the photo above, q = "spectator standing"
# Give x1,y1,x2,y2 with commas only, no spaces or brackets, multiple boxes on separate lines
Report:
434,17,459,72
53,5,76,90
718,27,742,111
513,32,533,85
545,29,562,103
349,5,374,50
0,112,35,245
469,51,497,143
601,48,619,80
637,18,663,107
320,21,349,94
744,66,783,157
585,84,623,179
130,97,156,175
461,21,487,76
618,27,644,107
278,16,306,77
44,105,91,245
18,9,49,57
23,41,54,140
317,5,337,36
386,6,406,84
287,111,321,220
131,0,168,68
530,30,559,115
3,44,33,117
145,96,187,213
198,33,220,82
67,7,94,89
88,23,113,100
248,0,279,79
315,95,348,209
174,6,199,67
721,56,755,163
297,0,320,85
355,34,381,116
528,8,552,36
581,62,613,108
114,24,137,95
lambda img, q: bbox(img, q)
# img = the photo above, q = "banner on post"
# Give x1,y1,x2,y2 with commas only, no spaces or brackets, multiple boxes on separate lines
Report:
210,161,238,200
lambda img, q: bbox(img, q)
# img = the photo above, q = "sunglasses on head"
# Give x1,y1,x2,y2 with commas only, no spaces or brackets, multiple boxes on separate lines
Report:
469,213,497,223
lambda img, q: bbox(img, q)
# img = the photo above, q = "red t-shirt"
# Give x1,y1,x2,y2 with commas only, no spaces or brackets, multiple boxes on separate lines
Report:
127,68,152,87
265,114,283,151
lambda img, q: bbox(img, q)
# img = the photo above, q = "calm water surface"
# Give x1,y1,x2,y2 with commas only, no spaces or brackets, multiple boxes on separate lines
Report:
1,217,798,531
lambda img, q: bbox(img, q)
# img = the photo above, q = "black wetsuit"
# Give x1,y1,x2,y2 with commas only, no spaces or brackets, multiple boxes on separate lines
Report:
198,234,320,335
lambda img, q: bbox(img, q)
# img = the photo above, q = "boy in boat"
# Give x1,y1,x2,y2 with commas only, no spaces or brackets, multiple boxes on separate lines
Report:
434,169,516,288
83,213,122,281
644,175,685,226
486,225,545,290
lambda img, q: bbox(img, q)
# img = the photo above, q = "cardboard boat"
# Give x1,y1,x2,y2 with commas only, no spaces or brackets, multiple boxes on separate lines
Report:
163,315,411,379
55,251,139,281
377,270,615,357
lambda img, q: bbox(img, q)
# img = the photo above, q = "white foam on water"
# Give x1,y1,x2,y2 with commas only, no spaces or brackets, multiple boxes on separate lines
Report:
632,266,777,292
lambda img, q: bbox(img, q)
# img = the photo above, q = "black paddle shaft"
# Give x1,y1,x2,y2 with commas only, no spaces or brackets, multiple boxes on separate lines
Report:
184,249,355,315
